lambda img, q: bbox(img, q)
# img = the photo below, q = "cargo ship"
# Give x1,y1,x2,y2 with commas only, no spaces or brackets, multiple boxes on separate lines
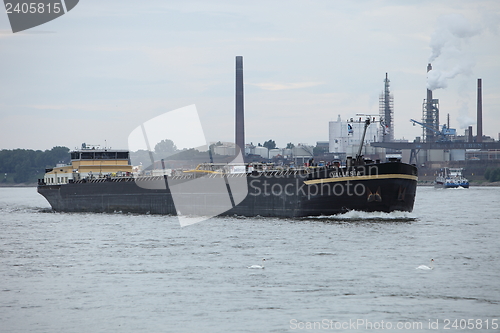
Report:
37,153,417,217
435,167,469,188
37,58,417,217
37,122,418,218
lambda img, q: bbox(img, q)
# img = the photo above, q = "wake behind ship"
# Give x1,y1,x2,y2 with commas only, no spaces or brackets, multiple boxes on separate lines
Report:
37,145,418,217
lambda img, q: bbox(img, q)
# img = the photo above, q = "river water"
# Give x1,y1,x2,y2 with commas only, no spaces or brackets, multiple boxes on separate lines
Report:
1,186,499,332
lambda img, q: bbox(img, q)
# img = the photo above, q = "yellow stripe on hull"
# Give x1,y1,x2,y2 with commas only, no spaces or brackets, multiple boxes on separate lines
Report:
304,174,418,185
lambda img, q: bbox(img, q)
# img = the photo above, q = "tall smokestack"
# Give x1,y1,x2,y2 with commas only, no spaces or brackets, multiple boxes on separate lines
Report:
425,63,434,142
477,78,482,143
468,126,473,143
235,56,245,154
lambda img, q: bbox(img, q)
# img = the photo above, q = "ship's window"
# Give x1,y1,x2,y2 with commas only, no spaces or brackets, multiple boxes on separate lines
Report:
81,152,94,159
95,152,111,159
117,152,129,159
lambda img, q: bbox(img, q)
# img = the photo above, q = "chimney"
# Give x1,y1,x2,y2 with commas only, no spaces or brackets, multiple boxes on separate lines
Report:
477,78,483,143
468,126,473,143
425,63,435,142
235,56,245,154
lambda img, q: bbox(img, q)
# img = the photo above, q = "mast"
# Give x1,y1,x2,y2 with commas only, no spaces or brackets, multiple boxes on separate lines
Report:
356,117,371,164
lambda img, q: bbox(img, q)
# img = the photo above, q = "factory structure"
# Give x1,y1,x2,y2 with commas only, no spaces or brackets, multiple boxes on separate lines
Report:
229,56,498,179
370,64,500,181
328,72,395,160
422,63,441,143
327,64,500,179
380,73,394,142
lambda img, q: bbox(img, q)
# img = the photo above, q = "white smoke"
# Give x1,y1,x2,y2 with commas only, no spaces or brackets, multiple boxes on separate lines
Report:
427,14,481,91
456,101,476,129
427,60,474,90
429,14,481,62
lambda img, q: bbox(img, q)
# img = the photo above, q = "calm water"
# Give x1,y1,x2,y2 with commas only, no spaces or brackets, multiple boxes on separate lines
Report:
1,186,499,332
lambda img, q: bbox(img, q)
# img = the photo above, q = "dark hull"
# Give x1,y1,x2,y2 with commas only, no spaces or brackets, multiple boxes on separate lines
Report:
38,162,417,218
435,182,469,189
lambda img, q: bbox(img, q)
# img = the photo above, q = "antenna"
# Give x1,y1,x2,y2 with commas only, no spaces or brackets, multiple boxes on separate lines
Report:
356,117,372,164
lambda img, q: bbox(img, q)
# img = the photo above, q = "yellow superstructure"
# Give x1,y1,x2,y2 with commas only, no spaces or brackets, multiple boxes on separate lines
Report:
44,148,133,185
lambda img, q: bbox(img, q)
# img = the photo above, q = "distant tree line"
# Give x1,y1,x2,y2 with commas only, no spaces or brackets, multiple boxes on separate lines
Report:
484,167,500,182
130,139,211,168
0,147,70,183
0,139,325,183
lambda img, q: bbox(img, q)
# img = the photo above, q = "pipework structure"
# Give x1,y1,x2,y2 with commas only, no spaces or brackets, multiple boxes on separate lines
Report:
379,73,394,142
422,63,440,142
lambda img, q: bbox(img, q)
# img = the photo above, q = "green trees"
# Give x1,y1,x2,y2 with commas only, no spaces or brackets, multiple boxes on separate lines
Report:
0,147,70,184
263,140,276,150
154,139,178,156
484,167,500,182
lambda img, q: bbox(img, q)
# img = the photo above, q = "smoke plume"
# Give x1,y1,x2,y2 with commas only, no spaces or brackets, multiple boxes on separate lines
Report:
427,14,481,91
427,60,474,90
456,101,476,129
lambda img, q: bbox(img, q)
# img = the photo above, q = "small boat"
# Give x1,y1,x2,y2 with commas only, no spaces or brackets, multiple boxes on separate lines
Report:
435,167,469,188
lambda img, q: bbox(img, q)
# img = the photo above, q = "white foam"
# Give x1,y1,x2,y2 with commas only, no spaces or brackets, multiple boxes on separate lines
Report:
314,210,416,221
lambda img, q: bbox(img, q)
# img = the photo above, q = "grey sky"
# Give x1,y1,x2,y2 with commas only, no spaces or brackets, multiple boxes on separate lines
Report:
1,0,499,150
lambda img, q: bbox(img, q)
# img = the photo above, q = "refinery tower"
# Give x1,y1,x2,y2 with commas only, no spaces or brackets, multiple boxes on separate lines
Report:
379,73,394,142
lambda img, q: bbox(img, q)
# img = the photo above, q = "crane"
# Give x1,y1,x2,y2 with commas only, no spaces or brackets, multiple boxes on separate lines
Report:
410,119,455,142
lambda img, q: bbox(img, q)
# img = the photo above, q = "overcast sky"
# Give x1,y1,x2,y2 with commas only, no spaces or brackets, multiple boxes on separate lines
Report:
1,0,499,151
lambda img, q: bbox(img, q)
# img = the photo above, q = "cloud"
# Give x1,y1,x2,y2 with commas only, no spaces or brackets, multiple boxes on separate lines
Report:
251,82,325,91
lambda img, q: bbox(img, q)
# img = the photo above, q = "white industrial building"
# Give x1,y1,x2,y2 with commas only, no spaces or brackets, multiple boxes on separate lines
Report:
329,115,382,156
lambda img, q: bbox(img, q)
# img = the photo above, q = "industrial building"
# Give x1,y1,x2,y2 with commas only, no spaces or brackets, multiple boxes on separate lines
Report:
371,64,500,181
328,115,383,158
328,73,392,160
233,56,498,180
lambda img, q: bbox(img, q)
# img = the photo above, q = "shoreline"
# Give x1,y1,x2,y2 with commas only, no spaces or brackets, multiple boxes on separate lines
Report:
0,183,37,188
2,182,500,188
418,181,500,187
